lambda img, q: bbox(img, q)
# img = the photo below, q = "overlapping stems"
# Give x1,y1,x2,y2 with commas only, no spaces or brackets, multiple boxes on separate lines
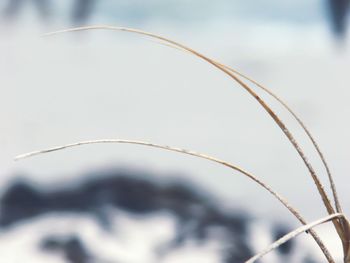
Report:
16,139,334,262
246,213,345,263
18,25,349,261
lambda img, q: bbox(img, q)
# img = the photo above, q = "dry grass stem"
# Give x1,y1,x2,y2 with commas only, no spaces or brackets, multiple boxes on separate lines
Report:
46,26,336,218
219,64,342,212
14,25,348,261
246,213,345,263
15,139,335,262
154,39,342,214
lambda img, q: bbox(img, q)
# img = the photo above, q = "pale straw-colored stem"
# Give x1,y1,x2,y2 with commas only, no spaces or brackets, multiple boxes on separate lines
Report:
154,40,342,215
219,63,342,213
15,139,336,262
246,213,344,263
46,26,336,215
40,25,348,260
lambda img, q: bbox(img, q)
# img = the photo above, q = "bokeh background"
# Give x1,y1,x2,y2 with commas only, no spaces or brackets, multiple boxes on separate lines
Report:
0,0,349,262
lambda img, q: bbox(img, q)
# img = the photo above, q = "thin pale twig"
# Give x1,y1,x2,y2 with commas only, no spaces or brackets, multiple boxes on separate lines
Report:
15,139,335,262
246,213,344,263
220,63,342,213
46,26,337,218
150,39,342,214
151,34,342,215
41,25,348,259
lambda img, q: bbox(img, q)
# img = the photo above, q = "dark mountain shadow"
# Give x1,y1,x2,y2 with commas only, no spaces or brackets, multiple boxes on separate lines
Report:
71,0,95,26
2,0,50,21
1,0,95,25
0,168,298,263
1,1,349,41
41,235,91,263
327,0,349,40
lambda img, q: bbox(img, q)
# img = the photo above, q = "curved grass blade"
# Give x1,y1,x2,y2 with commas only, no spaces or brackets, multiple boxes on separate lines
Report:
44,25,336,218
41,25,349,259
150,38,349,256
147,39,342,214
246,213,344,263
150,34,342,215
15,139,335,262
220,63,342,213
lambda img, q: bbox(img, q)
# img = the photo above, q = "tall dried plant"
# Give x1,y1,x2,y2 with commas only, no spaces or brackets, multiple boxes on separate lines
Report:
15,26,350,262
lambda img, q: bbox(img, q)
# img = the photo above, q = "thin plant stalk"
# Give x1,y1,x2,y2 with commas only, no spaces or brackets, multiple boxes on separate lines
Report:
246,213,345,263
221,63,342,214
44,25,346,241
36,25,350,260
151,40,342,215
15,139,335,262
44,26,335,216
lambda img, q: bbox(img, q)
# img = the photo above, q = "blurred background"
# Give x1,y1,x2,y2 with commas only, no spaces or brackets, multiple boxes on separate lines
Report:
0,0,349,262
